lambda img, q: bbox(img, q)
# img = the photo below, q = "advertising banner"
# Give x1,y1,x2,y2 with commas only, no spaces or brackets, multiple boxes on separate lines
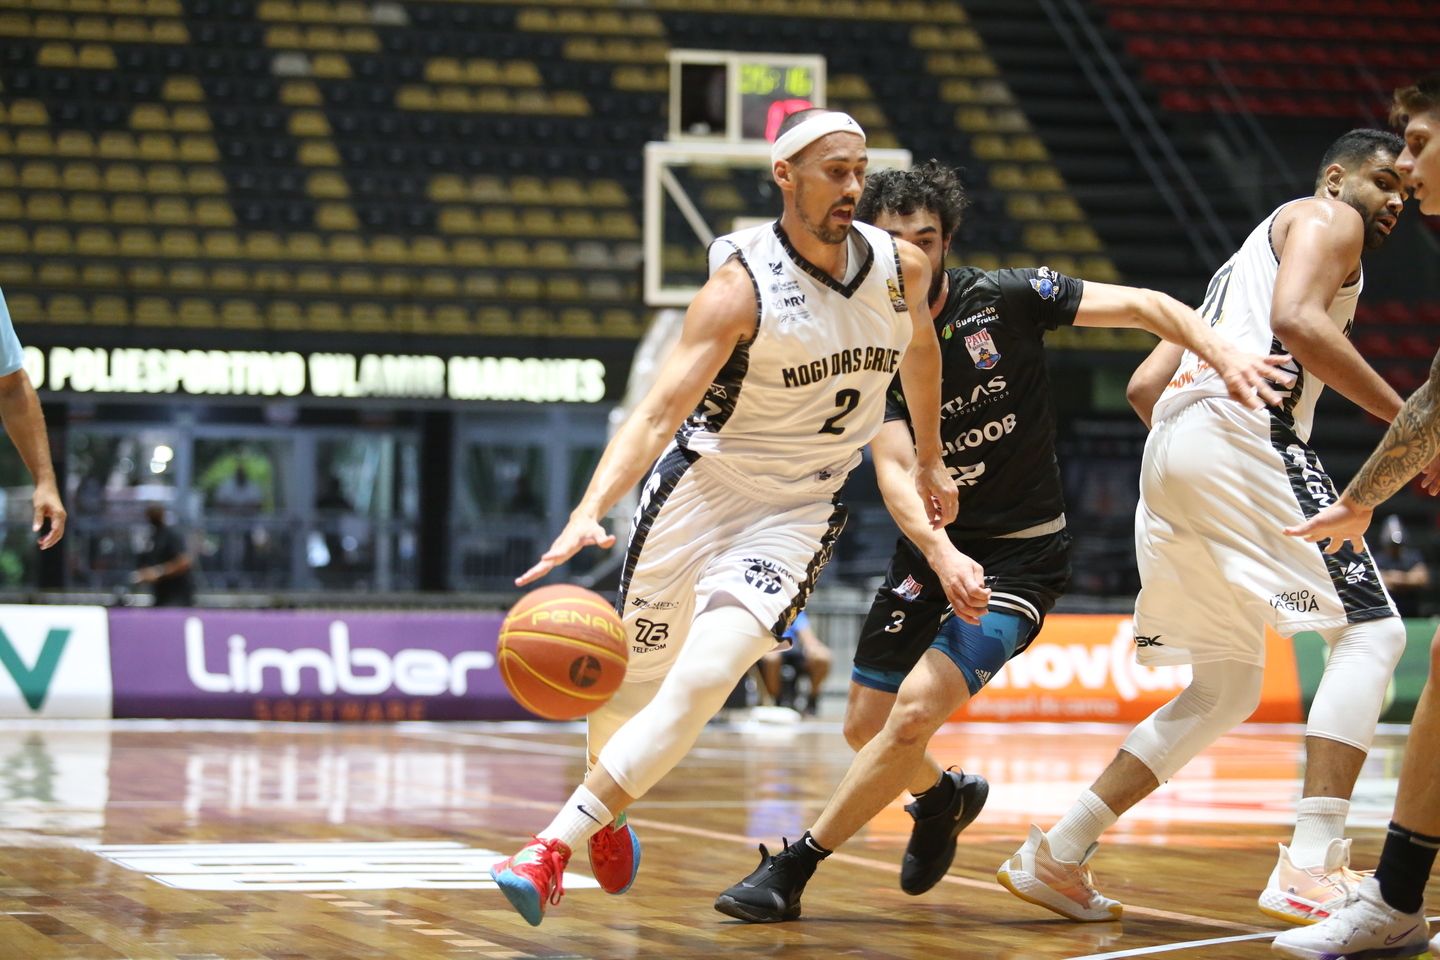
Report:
0,604,112,719
107,609,531,721
954,615,1304,724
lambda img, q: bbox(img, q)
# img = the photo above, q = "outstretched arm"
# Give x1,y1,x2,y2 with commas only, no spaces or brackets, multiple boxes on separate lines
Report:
1126,341,1186,429
894,240,958,528
1074,281,1292,413
517,258,756,584
1286,349,1440,553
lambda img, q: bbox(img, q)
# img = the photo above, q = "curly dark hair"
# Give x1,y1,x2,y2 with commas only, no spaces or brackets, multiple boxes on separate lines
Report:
856,160,967,240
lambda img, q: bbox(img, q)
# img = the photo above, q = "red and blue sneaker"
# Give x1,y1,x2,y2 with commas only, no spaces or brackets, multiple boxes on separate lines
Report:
490,837,570,926
589,810,641,895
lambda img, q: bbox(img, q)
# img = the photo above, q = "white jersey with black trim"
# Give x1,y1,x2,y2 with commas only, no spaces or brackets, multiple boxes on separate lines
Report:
1152,199,1361,443
677,219,914,496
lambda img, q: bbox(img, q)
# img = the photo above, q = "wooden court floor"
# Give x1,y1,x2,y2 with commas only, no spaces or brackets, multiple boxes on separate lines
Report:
0,719,1433,960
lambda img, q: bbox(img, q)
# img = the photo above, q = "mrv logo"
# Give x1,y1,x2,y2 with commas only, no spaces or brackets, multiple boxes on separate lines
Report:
184,618,495,697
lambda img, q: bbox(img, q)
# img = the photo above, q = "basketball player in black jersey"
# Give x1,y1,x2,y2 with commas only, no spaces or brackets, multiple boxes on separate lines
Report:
714,160,1292,922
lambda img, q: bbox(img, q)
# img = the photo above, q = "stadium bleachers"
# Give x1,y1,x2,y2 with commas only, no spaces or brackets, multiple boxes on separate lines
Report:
0,0,1134,341
1096,0,1440,118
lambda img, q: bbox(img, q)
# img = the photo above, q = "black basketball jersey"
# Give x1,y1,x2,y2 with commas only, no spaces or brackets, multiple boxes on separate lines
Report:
886,265,1084,539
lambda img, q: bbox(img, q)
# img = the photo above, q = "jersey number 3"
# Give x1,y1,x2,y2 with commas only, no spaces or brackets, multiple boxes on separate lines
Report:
819,389,861,435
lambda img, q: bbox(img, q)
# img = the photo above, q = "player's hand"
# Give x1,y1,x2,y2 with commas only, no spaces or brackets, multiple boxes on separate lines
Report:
930,547,990,625
914,457,958,529
1283,496,1372,555
517,514,616,586
1213,346,1295,411
1421,454,1440,496
32,481,64,549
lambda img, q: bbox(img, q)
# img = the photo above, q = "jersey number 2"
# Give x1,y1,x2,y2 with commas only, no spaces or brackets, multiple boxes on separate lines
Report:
819,389,861,435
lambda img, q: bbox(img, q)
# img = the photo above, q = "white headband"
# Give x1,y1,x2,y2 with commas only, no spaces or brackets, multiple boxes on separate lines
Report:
771,111,866,164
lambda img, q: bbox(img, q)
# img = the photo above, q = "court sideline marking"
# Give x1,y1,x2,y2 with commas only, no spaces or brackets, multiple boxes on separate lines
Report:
1059,917,1440,960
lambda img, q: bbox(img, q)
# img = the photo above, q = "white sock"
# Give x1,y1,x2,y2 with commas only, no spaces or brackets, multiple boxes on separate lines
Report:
537,785,613,853
1046,790,1118,864
1289,797,1349,867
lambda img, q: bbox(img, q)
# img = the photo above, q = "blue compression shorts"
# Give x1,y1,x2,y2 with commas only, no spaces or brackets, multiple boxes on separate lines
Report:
851,609,1031,697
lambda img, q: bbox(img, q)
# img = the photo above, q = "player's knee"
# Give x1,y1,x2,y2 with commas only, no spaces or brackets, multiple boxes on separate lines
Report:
843,711,881,750
885,696,946,748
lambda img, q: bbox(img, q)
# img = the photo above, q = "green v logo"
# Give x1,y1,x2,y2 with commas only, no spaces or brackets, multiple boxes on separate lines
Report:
0,627,71,711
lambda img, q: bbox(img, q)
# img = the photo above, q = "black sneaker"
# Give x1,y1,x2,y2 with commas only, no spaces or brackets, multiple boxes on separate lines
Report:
899,768,989,895
714,839,815,923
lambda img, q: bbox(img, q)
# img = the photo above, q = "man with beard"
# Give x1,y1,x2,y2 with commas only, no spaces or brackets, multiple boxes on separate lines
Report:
488,108,958,926
1274,76,1440,960
712,160,1288,923
999,129,1413,928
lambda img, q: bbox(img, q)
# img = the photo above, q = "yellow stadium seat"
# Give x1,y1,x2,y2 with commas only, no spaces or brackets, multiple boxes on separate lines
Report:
168,265,206,288
97,132,137,160
515,307,554,336
10,99,48,126
152,196,191,225
420,271,457,296
135,296,174,325
211,266,249,290
245,232,284,259
48,294,89,324
145,165,184,192
0,163,14,188
287,233,324,258
15,130,56,156
289,109,330,137
37,41,77,67
298,140,339,166
258,0,295,19
370,235,407,263
463,272,499,297
432,305,469,333
268,300,303,329
312,53,350,78
151,21,188,43
337,268,373,294
545,275,584,301
69,195,107,221
0,261,32,284
5,294,41,323
476,306,512,335
26,193,66,220
305,301,344,330
327,234,365,261
129,264,164,287
92,295,129,325
428,175,466,202
162,76,204,101
504,274,541,300
117,228,155,256
0,226,29,253
77,43,116,69
470,176,508,203
176,298,217,326
511,177,547,204
171,107,211,132
601,309,642,337
264,23,302,45
438,207,477,233
492,239,528,266
307,171,349,198
77,225,116,254
0,193,21,219
203,231,241,258
75,17,109,41
426,58,464,83
187,168,227,194
412,237,448,264
63,162,101,190
600,211,639,238
586,276,625,301
559,308,597,337
379,271,413,295
160,229,200,257
314,201,357,231
520,209,557,234
350,302,388,331
0,13,31,37
256,269,292,290
103,163,142,191
32,226,72,254
81,261,122,285
138,133,176,161
179,136,219,163
559,210,598,237
130,103,169,130
451,238,489,266
295,268,331,292
533,240,570,267
220,299,262,328
280,80,322,105
549,179,587,205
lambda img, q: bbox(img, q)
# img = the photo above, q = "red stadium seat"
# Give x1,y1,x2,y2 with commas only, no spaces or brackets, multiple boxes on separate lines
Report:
1382,365,1423,395
1415,303,1440,326
1378,301,1415,325
1356,332,1398,359
1399,334,1435,359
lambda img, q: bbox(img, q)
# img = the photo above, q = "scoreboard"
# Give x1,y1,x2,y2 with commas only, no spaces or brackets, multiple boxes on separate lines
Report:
668,50,828,144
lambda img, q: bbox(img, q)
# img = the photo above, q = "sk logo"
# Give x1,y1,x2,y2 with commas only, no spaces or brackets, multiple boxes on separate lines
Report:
1134,634,1164,648
0,626,71,711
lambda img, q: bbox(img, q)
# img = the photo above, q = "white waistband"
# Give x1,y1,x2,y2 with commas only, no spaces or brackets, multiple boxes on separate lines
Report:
994,514,1067,539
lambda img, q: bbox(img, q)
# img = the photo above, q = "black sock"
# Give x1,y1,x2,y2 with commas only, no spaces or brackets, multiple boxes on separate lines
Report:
910,770,957,819
786,831,831,874
1374,821,1440,915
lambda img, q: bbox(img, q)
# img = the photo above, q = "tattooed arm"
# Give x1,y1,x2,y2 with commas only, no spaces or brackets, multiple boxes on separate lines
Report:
1285,349,1440,554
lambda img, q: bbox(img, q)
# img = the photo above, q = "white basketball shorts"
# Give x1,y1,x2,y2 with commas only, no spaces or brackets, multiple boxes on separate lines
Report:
1133,398,1395,667
615,443,847,684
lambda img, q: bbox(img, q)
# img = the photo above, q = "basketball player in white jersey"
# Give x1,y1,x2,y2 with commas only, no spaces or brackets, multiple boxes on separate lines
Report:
489,108,957,925
998,129,1411,927
1275,75,1440,960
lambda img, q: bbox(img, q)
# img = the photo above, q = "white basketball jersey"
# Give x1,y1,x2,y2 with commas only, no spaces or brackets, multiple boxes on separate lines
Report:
1152,199,1361,442
677,219,913,494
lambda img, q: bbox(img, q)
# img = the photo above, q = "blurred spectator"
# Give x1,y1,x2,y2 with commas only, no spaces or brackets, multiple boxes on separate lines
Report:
761,610,832,716
133,504,194,606
1376,514,1429,618
213,463,264,513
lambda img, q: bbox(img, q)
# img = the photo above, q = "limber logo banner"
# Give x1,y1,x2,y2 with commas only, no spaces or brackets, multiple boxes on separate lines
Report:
0,604,111,719
953,615,1304,724
107,609,531,722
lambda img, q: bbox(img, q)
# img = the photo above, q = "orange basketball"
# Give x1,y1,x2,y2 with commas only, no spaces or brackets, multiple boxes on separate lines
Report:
497,584,628,720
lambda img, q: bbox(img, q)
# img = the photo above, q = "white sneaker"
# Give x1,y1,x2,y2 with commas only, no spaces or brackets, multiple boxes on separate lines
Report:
997,824,1123,922
1259,838,1370,925
1271,877,1430,959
